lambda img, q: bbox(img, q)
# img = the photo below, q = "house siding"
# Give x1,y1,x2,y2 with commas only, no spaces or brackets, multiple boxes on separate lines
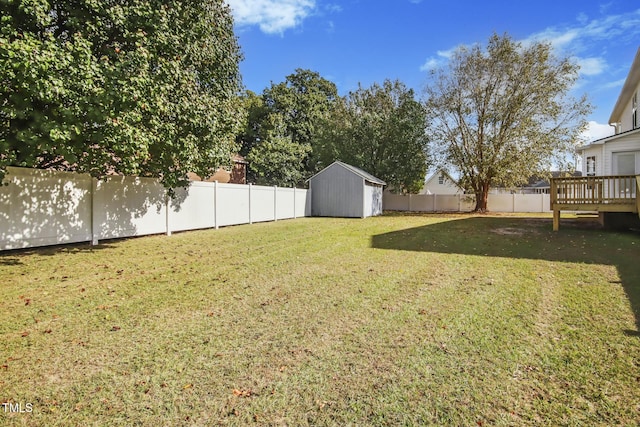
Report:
581,145,604,176
604,135,640,175
580,132,640,176
617,80,640,133
421,172,463,195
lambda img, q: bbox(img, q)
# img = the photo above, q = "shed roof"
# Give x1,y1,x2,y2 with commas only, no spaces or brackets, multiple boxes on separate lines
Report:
308,161,386,186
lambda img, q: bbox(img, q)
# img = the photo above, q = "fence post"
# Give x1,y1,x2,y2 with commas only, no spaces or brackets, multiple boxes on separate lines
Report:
248,183,252,224
408,194,412,212
512,193,516,213
434,194,437,212
165,192,172,236
214,181,219,230
274,185,278,221
293,188,297,219
91,177,99,245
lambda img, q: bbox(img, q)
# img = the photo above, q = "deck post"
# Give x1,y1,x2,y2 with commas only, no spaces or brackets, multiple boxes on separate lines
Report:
553,209,560,231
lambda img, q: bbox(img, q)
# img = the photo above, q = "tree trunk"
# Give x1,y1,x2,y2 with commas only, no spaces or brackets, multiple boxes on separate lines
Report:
474,182,490,212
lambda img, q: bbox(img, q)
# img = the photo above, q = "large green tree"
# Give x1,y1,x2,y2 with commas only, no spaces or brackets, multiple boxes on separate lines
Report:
317,79,429,193
237,69,338,185
423,33,591,211
245,114,311,187
1,0,243,190
263,69,338,150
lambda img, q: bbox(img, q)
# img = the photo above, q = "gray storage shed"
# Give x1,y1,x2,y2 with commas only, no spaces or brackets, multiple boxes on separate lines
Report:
308,161,386,218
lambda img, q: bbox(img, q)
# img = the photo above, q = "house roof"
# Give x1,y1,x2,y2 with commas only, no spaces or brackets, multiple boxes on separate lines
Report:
609,47,640,125
526,171,582,188
232,154,248,164
424,169,461,186
307,161,386,185
576,127,640,152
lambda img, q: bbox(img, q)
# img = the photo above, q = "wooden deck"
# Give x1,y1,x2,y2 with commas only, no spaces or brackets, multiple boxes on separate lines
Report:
550,175,640,231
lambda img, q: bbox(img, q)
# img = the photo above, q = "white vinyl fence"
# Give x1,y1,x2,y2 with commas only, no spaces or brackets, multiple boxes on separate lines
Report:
383,193,551,213
0,167,310,251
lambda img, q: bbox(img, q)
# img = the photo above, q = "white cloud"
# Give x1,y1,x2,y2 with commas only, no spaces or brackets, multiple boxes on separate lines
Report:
521,28,580,50
421,10,640,78
524,10,640,50
576,12,588,25
324,4,342,13
420,48,458,71
577,57,606,76
600,78,626,90
226,0,316,34
512,10,640,81
581,121,615,142
419,59,439,71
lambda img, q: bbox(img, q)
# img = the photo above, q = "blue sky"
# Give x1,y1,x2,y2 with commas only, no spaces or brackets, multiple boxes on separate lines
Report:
225,0,640,142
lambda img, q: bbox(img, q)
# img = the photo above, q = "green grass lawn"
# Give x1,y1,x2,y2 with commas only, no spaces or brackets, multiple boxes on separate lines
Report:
1,213,639,426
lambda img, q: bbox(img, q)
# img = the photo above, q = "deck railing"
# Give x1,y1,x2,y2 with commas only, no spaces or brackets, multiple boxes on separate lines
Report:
550,175,638,207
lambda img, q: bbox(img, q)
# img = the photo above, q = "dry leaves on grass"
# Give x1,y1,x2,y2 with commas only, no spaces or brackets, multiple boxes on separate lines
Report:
232,389,253,398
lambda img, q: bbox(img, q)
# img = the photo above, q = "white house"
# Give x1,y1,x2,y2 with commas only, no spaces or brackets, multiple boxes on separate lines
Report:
578,47,640,176
420,170,464,195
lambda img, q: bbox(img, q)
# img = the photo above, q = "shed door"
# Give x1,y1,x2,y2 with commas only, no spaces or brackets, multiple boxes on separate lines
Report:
363,184,372,218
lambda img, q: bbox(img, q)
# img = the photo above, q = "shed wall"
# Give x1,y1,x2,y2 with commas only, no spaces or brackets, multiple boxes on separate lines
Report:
310,164,364,217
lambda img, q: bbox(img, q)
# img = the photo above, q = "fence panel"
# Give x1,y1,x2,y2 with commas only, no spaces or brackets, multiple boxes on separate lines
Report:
295,188,308,218
216,183,251,227
94,175,168,240
276,187,296,220
384,193,549,214
169,182,216,232
434,195,462,211
513,194,550,212
0,167,92,250
487,194,513,212
1,167,309,251
411,194,435,211
251,185,276,223
383,194,410,211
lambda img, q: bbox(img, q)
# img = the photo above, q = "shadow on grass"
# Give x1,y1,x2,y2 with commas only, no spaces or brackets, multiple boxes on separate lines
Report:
371,216,640,333
0,241,117,265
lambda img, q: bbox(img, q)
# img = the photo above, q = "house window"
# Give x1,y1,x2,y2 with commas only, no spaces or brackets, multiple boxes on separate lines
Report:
614,152,638,175
586,156,596,176
438,174,445,185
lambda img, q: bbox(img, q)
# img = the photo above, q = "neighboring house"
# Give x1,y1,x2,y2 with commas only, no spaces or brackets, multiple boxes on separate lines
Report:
420,169,581,195
187,154,248,184
577,47,640,176
307,161,386,218
491,172,582,195
420,170,464,195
